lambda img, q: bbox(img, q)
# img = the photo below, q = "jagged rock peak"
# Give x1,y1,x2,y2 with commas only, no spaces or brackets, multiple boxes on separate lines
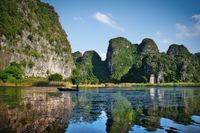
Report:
167,44,190,56
109,37,132,47
195,52,200,58
106,37,133,61
138,38,159,54
83,50,101,61
72,51,82,58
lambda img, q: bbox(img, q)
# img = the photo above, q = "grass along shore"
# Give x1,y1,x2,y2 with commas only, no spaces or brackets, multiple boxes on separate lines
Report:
0,80,200,87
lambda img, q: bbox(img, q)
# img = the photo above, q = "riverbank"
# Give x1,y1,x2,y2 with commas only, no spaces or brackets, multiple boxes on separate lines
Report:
0,81,200,87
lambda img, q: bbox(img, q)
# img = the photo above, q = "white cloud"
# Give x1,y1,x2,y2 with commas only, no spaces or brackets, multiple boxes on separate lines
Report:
73,17,84,23
100,53,106,61
192,14,200,21
93,11,124,32
155,31,161,36
175,23,191,38
192,14,200,31
162,39,171,44
176,14,200,38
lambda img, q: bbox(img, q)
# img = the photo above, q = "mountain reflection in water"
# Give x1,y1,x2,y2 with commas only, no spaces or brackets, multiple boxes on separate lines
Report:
0,87,200,133
0,87,73,133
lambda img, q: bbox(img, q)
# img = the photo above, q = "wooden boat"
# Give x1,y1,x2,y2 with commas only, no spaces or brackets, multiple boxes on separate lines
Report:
57,87,79,91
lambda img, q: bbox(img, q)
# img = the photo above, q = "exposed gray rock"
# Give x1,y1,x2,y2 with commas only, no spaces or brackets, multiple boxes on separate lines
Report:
0,30,73,78
0,0,74,78
150,74,155,84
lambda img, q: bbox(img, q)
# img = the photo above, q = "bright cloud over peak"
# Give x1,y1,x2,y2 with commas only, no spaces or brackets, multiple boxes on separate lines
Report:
176,14,200,38
93,11,124,32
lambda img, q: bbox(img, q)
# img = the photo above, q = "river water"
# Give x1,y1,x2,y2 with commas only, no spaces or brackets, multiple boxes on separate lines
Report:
0,87,200,133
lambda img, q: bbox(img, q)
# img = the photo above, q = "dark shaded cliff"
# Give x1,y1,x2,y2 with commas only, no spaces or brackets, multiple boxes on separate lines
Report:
71,51,108,83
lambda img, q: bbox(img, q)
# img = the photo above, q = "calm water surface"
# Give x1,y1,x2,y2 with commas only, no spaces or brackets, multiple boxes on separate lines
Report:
0,87,200,133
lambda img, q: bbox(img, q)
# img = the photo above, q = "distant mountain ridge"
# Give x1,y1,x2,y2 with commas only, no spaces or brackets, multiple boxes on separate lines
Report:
72,37,200,83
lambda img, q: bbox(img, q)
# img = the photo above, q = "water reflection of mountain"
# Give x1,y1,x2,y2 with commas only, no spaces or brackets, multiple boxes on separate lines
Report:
115,88,200,132
0,87,73,133
1,87,200,133
70,89,109,122
68,88,200,132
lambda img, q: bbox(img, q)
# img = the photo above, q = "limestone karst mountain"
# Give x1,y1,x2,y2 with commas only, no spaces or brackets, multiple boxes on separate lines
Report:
73,37,200,83
0,0,73,78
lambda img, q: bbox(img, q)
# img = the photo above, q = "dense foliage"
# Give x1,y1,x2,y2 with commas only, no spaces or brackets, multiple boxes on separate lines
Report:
71,51,108,84
0,0,23,39
0,0,70,46
48,73,63,81
0,62,23,82
72,37,200,84
106,37,138,82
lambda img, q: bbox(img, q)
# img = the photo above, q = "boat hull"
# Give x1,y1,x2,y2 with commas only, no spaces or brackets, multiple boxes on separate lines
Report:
57,88,79,91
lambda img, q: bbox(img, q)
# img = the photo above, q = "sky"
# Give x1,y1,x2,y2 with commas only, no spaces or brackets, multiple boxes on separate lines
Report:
42,0,200,60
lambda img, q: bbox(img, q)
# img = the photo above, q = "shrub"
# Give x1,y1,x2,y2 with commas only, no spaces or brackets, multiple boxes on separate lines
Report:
0,70,8,82
0,62,23,82
4,62,23,79
48,73,63,81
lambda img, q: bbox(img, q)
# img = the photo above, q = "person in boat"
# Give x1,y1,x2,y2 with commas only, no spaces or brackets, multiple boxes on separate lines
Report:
75,81,80,89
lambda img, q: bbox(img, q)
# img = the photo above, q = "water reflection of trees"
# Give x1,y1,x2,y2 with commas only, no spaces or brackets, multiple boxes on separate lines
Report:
135,88,200,131
105,88,200,132
70,89,105,122
0,87,73,133
2,87,199,132
106,93,140,133
66,88,200,133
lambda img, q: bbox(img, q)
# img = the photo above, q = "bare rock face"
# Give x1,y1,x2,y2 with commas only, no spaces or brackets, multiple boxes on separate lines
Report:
157,71,164,83
150,74,155,84
0,0,74,78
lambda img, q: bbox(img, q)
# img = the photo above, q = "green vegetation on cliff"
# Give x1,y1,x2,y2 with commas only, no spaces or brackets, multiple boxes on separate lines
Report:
71,51,108,84
106,37,138,82
0,1,199,84
0,0,23,39
71,37,200,84
0,0,73,78
0,0,70,47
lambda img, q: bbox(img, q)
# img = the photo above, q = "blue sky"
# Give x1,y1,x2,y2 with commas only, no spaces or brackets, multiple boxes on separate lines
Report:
42,0,200,59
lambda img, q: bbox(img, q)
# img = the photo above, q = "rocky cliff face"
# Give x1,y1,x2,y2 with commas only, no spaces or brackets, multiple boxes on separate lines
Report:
106,37,138,82
0,0,73,77
167,44,190,56
138,38,159,55
72,37,200,83
110,38,200,83
120,38,160,83
165,44,200,82
72,51,108,83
